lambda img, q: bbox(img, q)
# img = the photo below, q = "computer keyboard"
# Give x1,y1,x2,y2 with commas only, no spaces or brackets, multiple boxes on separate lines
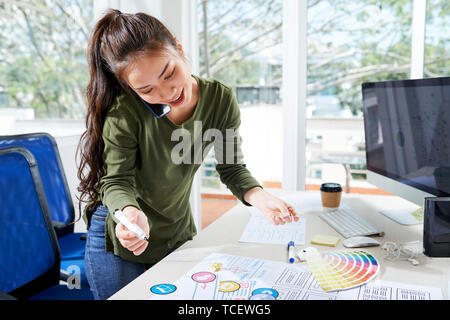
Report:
319,208,385,238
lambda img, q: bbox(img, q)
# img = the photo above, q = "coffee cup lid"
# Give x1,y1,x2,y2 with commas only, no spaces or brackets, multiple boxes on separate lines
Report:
320,183,342,192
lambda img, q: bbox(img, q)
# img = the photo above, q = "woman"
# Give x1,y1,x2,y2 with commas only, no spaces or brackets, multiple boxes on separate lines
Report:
77,9,299,300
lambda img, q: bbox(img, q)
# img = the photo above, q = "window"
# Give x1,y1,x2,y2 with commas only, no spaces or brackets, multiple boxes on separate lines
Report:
0,1,92,136
198,0,283,195
306,0,414,192
424,0,450,77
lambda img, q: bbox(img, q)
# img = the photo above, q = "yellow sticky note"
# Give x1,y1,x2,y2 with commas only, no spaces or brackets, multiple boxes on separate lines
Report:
311,234,340,247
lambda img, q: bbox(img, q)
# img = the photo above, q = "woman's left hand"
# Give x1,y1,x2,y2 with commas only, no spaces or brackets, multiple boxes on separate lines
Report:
244,187,300,225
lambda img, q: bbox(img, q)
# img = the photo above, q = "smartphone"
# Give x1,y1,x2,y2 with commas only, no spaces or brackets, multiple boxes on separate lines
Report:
132,90,171,118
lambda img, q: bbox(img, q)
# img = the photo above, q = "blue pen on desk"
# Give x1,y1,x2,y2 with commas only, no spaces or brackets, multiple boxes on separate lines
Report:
288,241,295,263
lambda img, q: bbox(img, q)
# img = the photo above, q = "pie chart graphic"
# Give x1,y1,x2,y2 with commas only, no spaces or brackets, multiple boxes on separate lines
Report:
308,250,379,292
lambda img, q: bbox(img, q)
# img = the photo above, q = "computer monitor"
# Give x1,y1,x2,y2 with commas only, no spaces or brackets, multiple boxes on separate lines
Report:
362,76,450,225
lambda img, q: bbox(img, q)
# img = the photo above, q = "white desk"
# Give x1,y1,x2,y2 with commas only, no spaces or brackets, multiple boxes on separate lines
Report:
109,191,450,300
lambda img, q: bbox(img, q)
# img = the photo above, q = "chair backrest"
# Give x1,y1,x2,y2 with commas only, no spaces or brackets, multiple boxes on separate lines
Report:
0,133,75,235
0,147,60,299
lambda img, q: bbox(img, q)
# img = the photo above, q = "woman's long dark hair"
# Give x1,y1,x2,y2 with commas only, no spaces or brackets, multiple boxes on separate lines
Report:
76,9,177,218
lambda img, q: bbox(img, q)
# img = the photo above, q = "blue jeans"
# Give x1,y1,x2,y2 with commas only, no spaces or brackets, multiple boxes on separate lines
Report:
84,205,152,300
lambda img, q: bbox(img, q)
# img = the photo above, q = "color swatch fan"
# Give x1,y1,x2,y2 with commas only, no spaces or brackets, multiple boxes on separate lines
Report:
297,247,379,292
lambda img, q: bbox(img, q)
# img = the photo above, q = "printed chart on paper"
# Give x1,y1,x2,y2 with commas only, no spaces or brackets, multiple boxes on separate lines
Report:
149,253,442,300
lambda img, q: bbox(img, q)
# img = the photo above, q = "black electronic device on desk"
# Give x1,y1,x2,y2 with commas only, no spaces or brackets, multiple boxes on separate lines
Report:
424,197,450,257
362,76,450,257
362,76,450,226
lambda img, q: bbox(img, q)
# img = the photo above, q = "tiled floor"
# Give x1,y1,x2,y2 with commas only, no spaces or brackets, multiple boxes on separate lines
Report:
201,198,238,229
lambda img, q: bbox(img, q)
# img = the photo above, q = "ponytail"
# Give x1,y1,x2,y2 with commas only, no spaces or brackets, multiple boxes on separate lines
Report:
76,9,177,219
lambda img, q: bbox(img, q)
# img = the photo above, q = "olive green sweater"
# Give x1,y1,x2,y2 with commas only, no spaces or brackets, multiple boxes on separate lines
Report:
86,75,261,264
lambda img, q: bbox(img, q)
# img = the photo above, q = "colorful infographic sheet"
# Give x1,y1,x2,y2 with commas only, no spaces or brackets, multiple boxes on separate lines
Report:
149,253,443,300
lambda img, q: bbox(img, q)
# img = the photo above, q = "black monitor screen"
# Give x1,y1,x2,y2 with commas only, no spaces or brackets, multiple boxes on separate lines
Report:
362,77,450,197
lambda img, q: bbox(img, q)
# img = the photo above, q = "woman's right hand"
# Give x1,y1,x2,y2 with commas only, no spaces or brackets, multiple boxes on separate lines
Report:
115,206,150,256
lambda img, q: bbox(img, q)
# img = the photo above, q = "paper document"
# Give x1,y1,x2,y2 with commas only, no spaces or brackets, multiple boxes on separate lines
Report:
239,212,306,245
149,253,443,300
338,280,443,300
239,193,355,245
282,192,324,213
238,193,319,245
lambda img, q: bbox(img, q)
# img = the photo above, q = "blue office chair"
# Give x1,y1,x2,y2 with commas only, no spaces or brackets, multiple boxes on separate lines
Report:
0,133,87,284
0,147,93,300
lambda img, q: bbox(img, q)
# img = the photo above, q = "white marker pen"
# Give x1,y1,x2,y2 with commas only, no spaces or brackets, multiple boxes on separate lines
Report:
114,209,148,241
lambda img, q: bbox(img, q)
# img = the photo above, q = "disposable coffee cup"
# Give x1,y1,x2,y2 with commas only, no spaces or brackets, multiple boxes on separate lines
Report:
320,182,342,212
